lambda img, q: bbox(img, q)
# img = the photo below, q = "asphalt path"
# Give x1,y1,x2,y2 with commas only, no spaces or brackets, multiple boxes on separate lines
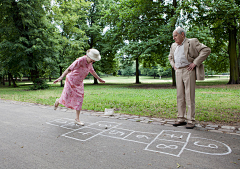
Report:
0,100,239,169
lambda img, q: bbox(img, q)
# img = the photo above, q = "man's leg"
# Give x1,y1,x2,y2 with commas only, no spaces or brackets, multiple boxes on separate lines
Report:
175,69,187,123
183,68,196,128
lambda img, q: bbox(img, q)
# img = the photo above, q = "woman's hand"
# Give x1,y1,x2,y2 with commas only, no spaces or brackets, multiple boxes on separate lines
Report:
53,77,63,84
98,78,105,83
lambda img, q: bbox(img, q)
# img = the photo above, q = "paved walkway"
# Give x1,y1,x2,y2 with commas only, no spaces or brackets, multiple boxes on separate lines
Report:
1,99,239,135
1,99,240,169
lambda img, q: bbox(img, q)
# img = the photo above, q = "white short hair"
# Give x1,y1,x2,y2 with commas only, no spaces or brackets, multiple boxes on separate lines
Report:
174,27,186,37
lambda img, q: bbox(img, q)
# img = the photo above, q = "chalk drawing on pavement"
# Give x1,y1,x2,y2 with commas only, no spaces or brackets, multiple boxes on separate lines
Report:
46,118,232,157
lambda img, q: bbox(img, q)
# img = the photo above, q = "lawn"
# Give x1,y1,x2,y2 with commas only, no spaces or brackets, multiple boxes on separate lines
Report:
0,76,239,124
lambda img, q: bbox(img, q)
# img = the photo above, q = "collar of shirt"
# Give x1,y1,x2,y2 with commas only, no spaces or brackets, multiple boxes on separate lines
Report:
177,38,186,47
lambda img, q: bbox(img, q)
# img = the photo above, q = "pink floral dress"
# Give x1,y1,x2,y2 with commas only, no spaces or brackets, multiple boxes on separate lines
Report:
58,56,95,110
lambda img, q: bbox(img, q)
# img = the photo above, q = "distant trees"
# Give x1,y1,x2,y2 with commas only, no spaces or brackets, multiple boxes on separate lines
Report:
105,0,172,84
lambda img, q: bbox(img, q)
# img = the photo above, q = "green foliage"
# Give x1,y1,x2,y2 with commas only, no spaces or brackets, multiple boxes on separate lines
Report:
30,78,49,90
106,0,172,66
1,0,238,86
51,0,90,68
178,0,240,83
81,0,121,80
104,0,176,83
0,0,58,83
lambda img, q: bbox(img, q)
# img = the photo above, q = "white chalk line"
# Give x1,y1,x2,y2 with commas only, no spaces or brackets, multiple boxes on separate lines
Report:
46,119,232,157
184,137,232,156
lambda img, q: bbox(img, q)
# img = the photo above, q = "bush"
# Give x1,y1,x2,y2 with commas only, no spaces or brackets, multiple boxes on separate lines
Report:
30,78,49,90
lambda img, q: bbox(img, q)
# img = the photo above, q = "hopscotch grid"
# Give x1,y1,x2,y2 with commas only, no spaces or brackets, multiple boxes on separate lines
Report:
99,127,159,144
176,132,191,157
60,120,122,137
184,137,232,156
144,130,191,157
98,134,150,145
123,131,135,139
145,149,180,157
155,138,187,144
87,121,122,127
81,126,107,131
115,127,159,135
61,126,89,137
62,125,121,142
46,118,94,130
46,120,232,157
59,124,85,130
144,130,164,151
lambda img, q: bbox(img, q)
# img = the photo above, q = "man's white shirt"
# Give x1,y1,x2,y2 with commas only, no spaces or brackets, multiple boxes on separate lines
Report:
174,38,191,68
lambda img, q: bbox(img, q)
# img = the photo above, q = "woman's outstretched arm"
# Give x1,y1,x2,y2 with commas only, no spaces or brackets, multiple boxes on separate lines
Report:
53,68,71,84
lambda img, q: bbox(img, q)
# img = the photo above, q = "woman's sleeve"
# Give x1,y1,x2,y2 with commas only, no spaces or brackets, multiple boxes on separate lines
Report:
68,57,82,71
89,63,95,74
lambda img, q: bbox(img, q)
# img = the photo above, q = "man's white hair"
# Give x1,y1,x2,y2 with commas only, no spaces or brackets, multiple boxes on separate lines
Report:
174,27,186,37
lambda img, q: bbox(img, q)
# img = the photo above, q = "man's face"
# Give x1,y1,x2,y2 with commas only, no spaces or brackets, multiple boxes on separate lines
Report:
173,31,185,45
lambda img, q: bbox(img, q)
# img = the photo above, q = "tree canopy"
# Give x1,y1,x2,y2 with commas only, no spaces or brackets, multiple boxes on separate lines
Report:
0,0,239,87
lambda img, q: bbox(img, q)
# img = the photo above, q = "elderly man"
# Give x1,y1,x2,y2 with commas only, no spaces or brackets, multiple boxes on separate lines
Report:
168,27,211,129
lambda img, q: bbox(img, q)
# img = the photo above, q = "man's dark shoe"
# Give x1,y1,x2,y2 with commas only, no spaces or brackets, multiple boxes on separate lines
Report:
172,121,187,127
186,123,195,129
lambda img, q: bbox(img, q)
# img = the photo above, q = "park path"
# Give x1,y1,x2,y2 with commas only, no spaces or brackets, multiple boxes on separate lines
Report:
0,99,240,169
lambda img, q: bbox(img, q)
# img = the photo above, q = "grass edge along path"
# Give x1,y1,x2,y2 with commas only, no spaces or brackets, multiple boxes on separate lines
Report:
0,77,239,125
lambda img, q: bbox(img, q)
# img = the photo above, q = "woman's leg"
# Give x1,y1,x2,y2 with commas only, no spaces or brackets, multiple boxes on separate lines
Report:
75,110,84,125
75,110,81,121
54,98,59,110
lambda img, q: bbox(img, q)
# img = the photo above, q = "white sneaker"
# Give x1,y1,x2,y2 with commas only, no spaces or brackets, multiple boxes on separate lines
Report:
74,119,84,126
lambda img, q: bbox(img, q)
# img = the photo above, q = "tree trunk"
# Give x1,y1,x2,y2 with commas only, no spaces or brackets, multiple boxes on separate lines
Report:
94,77,98,84
228,26,240,84
135,57,140,84
2,75,5,86
60,66,64,87
170,0,177,86
238,34,240,78
49,76,52,82
8,73,11,86
30,65,40,82
171,68,176,86
9,73,17,87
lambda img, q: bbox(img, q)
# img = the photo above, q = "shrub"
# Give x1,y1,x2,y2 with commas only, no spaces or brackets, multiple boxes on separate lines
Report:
30,78,49,90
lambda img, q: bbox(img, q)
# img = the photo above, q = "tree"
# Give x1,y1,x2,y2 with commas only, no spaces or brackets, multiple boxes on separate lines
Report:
179,0,240,84
119,55,134,77
170,0,177,86
105,0,176,84
0,0,57,85
51,0,90,86
81,0,121,84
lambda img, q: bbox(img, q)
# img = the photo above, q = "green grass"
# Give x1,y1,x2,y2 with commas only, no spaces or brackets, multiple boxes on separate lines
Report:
0,76,239,124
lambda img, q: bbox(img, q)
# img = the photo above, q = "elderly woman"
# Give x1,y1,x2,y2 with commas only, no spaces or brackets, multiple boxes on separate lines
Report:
53,49,105,125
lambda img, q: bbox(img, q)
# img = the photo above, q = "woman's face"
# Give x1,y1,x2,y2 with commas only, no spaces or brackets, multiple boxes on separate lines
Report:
87,56,95,64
